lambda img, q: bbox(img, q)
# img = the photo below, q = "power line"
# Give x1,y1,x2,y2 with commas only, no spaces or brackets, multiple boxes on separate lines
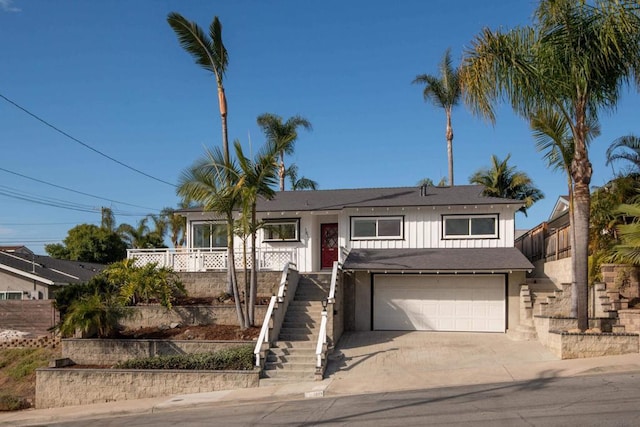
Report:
0,222,81,226
0,92,177,188
0,166,160,212
0,184,148,216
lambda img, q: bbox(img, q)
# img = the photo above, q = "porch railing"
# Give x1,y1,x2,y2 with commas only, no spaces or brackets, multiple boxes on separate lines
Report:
127,248,297,272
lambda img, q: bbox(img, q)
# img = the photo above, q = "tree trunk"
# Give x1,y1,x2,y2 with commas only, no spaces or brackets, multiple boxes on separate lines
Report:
571,105,592,331
219,87,229,166
568,181,578,318
249,204,258,326
227,213,245,329
445,109,454,186
242,238,250,327
279,151,286,192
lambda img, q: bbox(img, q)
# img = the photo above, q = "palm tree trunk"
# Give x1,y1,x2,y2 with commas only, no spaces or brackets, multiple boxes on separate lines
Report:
249,203,258,326
242,238,250,327
446,109,454,186
279,151,285,192
227,213,245,329
572,108,592,331
568,180,578,318
218,87,229,166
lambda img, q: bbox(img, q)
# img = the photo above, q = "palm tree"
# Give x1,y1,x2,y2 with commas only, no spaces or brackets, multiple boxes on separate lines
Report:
417,177,447,187
177,147,246,328
413,48,462,186
167,13,229,164
234,140,279,325
256,113,312,191
606,135,640,175
161,205,189,249
461,0,640,330
285,164,318,191
469,154,544,216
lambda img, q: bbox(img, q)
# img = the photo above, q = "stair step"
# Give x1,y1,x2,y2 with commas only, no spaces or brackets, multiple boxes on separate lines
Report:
265,361,317,371
261,369,316,380
266,354,318,364
274,341,317,349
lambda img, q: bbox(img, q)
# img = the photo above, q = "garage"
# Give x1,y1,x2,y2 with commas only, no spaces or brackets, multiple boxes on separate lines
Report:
373,274,506,332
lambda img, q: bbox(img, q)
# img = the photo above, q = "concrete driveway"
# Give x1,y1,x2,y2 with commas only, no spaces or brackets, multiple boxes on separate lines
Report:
324,331,560,395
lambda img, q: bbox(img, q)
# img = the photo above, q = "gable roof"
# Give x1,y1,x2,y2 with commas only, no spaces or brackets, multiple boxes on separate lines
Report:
549,196,570,221
0,251,105,286
343,248,533,272
180,185,523,214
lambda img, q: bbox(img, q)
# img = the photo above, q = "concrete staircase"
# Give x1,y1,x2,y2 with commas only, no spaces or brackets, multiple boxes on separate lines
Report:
261,273,331,384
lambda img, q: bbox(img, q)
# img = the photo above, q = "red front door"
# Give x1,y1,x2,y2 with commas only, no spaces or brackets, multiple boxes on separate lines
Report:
321,223,339,269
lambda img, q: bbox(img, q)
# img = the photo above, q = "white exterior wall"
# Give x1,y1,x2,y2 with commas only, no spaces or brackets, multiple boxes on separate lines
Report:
184,204,517,273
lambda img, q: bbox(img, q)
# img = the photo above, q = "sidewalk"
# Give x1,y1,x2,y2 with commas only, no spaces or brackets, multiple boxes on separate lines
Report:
2,332,640,426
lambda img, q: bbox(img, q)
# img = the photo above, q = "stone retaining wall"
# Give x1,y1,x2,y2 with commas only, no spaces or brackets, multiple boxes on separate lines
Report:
0,335,60,349
533,316,613,347
618,309,640,333
178,271,281,297
120,305,267,329
36,368,259,408
547,330,639,359
62,339,251,365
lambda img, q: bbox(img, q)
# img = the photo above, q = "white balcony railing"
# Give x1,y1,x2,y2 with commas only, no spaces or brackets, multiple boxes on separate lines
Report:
127,248,297,272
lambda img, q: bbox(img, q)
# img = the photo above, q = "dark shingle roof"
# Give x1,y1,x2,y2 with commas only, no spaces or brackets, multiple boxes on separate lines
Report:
179,185,523,214
343,248,533,272
256,185,521,212
0,251,105,285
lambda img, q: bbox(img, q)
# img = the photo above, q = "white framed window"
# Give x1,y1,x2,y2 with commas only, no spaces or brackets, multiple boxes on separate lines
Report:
0,291,23,300
191,221,227,249
263,219,300,242
351,216,404,240
443,215,498,239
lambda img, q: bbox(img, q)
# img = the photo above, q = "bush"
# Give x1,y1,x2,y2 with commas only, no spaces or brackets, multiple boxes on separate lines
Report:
114,346,254,371
0,395,29,411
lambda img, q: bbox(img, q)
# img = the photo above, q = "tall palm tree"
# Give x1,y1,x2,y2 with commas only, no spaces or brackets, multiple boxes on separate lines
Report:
461,0,640,330
285,164,318,191
531,110,600,316
606,135,640,175
234,140,279,325
167,13,230,164
413,48,462,186
469,154,544,216
177,147,246,328
256,113,312,191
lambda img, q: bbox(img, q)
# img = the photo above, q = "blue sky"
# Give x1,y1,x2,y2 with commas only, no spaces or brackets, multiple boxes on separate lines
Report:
1,0,639,255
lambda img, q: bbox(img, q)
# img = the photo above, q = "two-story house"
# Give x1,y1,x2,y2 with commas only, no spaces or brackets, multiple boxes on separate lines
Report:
129,185,533,334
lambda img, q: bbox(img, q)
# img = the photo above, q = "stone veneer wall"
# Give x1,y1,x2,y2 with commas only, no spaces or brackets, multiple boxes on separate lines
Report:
533,316,607,347
547,330,639,359
119,305,267,329
618,309,640,333
36,368,259,408
62,339,251,365
178,271,282,298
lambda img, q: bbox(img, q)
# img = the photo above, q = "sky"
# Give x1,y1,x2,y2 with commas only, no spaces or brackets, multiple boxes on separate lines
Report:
1,0,639,255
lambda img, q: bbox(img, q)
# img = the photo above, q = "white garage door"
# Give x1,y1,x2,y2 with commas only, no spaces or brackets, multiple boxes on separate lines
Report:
373,274,505,332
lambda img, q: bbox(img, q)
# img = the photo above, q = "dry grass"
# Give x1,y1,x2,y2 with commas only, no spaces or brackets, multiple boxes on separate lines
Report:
0,347,60,411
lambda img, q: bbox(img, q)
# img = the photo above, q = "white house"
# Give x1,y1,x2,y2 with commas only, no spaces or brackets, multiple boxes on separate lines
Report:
129,185,532,333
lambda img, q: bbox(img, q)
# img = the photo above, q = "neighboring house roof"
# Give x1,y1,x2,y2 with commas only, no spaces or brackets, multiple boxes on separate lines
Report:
343,248,533,272
179,185,523,214
0,246,33,255
0,251,105,286
549,196,570,221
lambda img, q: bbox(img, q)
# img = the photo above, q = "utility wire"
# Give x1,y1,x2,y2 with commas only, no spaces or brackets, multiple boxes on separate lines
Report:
0,184,148,216
0,92,177,188
0,166,160,212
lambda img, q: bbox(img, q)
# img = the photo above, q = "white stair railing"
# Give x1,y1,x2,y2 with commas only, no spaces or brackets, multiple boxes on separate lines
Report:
254,262,298,368
315,261,341,371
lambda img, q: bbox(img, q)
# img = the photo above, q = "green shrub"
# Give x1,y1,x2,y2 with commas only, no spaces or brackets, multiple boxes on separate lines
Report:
0,395,29,411
114,346,254,371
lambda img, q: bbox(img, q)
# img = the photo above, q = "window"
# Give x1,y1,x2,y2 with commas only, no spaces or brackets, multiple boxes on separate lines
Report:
191,222,227,249
443,215,498,239
0,291,22,300
351,216,403,240
263,219,300,242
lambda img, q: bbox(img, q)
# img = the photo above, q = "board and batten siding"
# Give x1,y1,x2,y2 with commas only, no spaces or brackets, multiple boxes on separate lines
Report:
342,205,516,250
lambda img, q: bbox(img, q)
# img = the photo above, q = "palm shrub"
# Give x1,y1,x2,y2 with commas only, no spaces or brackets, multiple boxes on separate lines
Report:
58,293,125,338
